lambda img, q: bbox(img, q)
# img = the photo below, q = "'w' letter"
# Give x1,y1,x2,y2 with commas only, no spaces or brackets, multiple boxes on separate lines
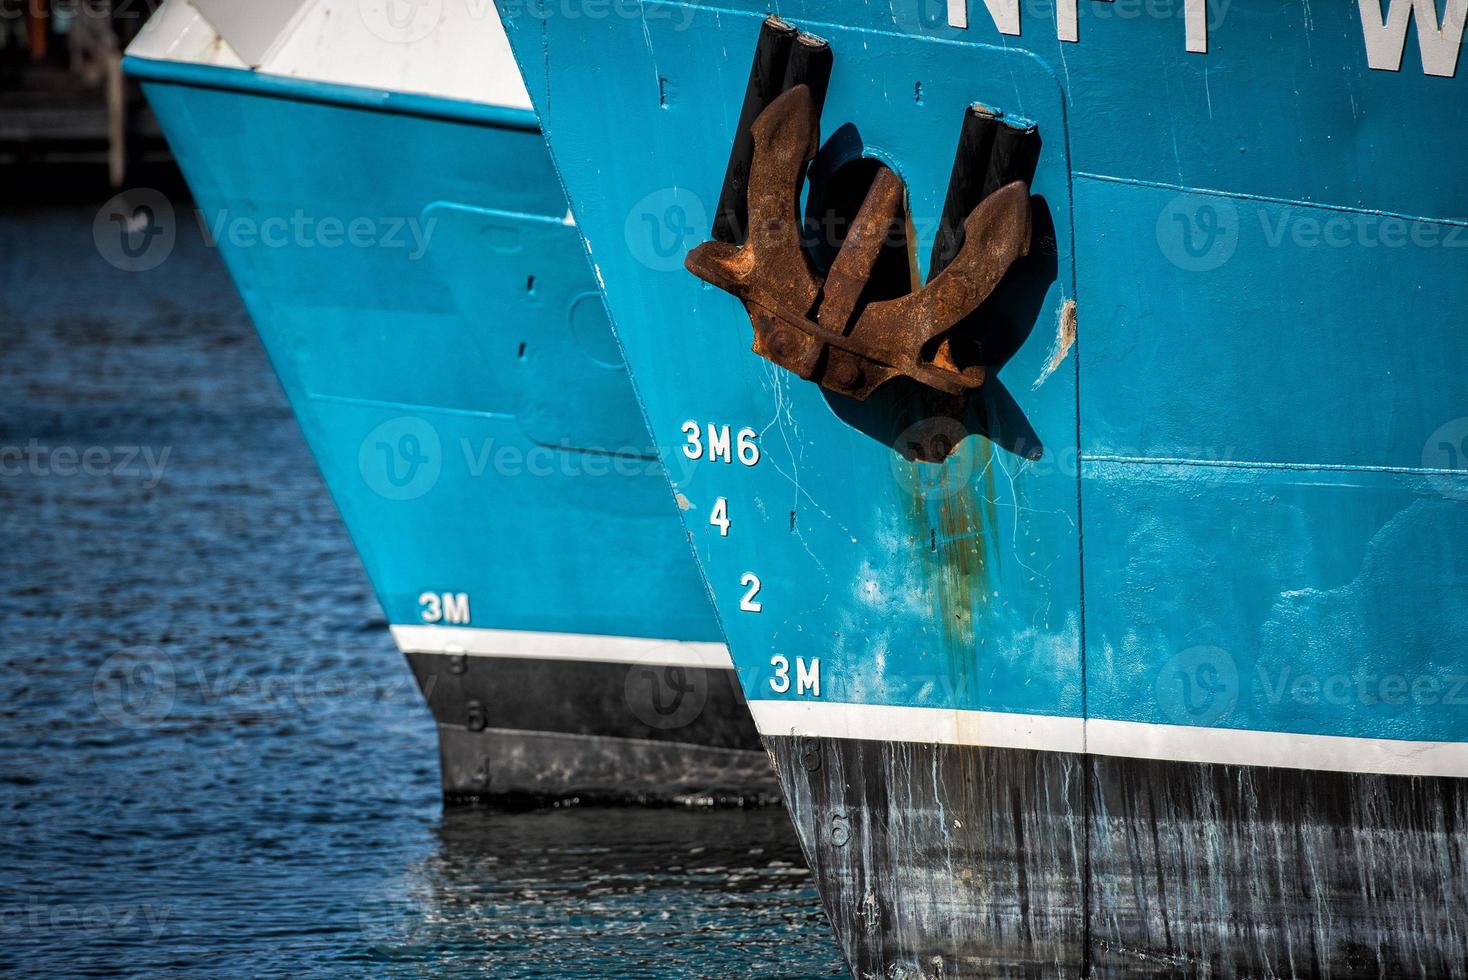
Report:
1359,0,1467,77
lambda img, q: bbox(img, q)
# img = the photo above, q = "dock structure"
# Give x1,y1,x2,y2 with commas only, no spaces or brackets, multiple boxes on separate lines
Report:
2,0,166,186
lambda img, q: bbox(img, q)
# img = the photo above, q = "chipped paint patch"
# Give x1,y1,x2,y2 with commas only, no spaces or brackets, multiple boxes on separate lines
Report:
1033,299,1076,389
674,492,693,511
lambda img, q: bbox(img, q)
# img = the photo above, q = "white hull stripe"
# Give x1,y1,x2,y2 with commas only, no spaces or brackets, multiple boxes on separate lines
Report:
389,625,734,671
751,701,1087,754
750,701,1468,779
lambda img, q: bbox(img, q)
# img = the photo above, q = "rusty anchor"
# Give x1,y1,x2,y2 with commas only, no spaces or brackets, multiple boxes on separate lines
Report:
686,22,1037,402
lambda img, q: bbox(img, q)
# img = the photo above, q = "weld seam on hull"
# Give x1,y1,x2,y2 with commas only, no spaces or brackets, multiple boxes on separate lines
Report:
1073,171,1468,228
1085,453,1468,479
305,392,516,422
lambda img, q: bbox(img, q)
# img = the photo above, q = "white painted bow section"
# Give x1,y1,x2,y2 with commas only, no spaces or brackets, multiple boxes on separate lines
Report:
127,0,533,109
188,0,311,66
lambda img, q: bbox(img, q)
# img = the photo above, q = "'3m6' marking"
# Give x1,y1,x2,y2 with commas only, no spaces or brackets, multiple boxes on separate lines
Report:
681,422,760,466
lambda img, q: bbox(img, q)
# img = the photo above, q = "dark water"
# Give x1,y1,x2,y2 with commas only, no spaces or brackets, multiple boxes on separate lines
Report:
0,201,846,978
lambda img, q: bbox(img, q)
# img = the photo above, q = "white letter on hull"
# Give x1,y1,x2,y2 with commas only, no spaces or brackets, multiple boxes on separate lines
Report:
795,658,821,697
949,0,1021,36
1360,0,1467,76
442,593,471,625
1058,0,1078,43
1186,0,1209,53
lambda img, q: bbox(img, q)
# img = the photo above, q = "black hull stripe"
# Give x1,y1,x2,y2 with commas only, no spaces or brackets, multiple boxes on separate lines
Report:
437,727,777,805
404,653,775,802
767,734,1468,979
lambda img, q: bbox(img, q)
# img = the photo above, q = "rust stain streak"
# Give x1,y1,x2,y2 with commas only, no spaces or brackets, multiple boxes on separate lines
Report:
906,436,1000,697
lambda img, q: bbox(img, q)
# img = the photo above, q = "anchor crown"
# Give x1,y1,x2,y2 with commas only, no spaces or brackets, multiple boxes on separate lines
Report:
686,19,1039,402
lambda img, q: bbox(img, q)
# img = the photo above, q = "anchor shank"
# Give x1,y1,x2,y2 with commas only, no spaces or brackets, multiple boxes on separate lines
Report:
817,166,904,336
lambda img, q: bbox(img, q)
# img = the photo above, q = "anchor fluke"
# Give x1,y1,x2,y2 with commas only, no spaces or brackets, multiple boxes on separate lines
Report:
686,26,1038,402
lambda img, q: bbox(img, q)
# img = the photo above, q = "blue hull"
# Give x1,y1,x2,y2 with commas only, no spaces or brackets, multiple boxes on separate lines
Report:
496,0,1468,973
127,58,774,803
